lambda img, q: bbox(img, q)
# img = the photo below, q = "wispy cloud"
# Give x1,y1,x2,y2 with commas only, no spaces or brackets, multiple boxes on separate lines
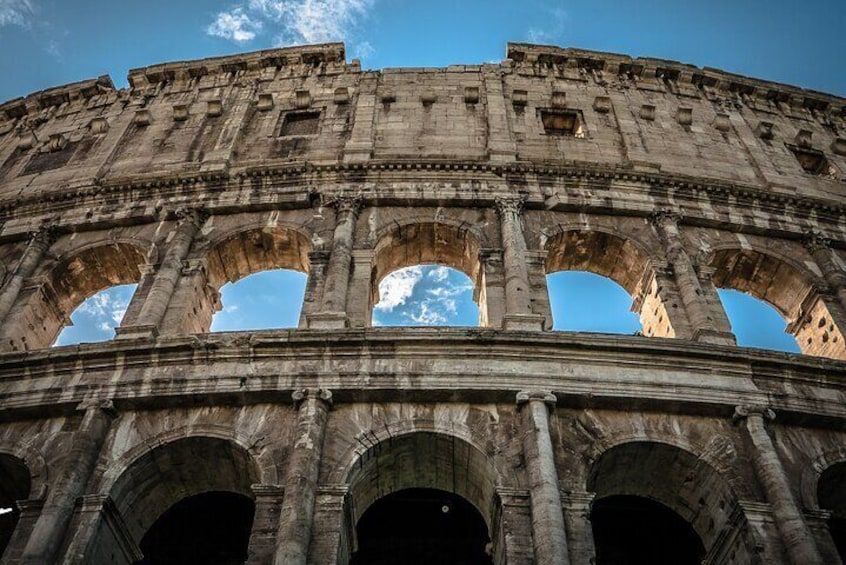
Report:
77,288,132,329
0,0,34,28
526,7,569,45
375,266,423,312
207,8,262,42
207,0,376,58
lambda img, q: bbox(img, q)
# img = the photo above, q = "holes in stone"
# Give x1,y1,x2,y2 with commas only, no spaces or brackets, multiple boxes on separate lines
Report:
211,269,306,332
350,488,493,565
592,495,705,565
278,111,320,136
540,109,585,138
819,317,828,328
137,491,255,565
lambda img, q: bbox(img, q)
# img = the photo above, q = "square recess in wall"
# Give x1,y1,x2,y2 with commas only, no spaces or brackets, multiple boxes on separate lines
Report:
539,109,585,138
787,144,840,178
278,111,321,137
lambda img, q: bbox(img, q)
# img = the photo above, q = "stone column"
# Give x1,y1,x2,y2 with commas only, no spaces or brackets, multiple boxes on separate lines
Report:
650,211,735,345
734,406,823,565
804,232,846,314
478,249,505,328
0,226,57,326
59,494,141,564
493,487,534,565
307,197,362,329
274,389,333,565
561,491,597,564
117,208,206,339
3,499,44,564
497,198,544,331
298,250,330,329
517,391,569,565
307,485,351,565
247,484,285,565
20,400,116,565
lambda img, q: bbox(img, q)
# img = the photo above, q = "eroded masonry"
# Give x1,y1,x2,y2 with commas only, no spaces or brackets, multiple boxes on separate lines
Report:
0,41,846,564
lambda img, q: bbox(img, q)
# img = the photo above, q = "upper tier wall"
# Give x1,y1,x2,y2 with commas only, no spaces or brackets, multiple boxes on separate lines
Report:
0,42,844,233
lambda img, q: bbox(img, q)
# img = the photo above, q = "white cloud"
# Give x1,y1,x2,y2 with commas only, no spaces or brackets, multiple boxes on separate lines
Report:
207,8,261,42
0,507,12,515
76,287,133,331
428,266,449,282
526,7,569,45
410,302,447,325
0,0,34,27
375,266,423,312
207,0,376,58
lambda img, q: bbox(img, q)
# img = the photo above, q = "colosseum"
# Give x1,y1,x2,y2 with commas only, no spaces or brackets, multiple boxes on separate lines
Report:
0,40,845,564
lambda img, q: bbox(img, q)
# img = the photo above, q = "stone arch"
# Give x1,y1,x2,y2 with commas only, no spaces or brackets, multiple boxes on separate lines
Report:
345,431,498,529
178,224,312,333
0,442,47,501
4,239,147,350
97,424,278,495
93,435,262,562
802,447,846,511
587,439,755,562
370,220,485,324
707,246,846,359
543,227,680,337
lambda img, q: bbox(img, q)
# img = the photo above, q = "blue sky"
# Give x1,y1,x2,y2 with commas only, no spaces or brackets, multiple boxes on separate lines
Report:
3,0,834,352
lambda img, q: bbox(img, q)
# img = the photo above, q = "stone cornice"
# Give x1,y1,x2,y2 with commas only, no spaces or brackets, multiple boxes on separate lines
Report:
0,328,844,426
0,159,844,245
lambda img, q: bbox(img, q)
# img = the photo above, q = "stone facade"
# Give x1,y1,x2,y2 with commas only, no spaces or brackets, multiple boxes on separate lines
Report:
0,42,845,563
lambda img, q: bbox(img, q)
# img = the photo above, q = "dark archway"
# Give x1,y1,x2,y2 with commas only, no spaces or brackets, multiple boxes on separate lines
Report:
350,488,493,565
136,491,255,565
818,461,846,562
591,495,705,565
0,453,31,559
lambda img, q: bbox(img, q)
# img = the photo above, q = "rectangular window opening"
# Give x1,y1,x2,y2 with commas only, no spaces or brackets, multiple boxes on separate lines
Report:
540,109,585,138
788,145,839,178
279,111,320,137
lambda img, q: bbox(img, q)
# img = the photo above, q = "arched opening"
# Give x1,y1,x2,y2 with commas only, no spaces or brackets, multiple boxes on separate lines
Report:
5,242,145,351
54,283,138,346
210,269,307,331
373,265,478,327
545,230,671,337
137,491,255,565
93,437,259,564
350,488,493,565
0,454,30,560
717,289,801,353
591,495,704,564
345,432,498,563
710,248,845,359
588,441,752,564
818,461,846,562
371,223,484,327
182,227,311,334
547,271,641,333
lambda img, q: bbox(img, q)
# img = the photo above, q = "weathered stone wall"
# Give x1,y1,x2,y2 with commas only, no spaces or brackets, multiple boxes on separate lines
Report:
0,42,845,564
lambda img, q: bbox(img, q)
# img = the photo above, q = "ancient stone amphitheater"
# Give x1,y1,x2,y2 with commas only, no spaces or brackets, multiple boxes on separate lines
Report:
0,41,845,564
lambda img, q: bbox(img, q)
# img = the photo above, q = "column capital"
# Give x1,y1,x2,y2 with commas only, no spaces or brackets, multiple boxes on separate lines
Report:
495,195,526,216
174,206,209,228
29,224,61,246
292,388,333,408
802,230,832,254
329,194,364,217
516,390,557,408
250,484,286,498
733,404,776,423
649,209,682,229
479,248,504,264
76,398,117,418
